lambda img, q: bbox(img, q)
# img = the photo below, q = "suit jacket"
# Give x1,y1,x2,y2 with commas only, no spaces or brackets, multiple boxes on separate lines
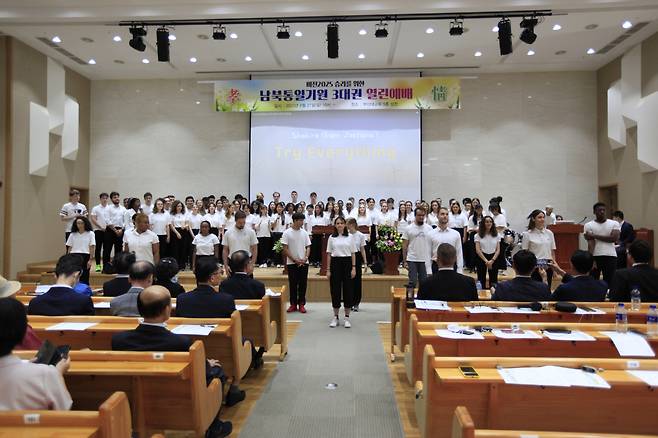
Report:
27,286,94,316
154,278,186,299
609,264,658,302
111,324,192,352
417,269,478,301
110,287,143,316
491,277,552,302
219,273,266,300
552,274,607,302
102,276,131,297
619,221,636,247
176,285,236,318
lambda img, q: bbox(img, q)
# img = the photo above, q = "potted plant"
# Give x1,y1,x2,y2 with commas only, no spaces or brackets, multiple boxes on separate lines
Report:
272,238,287,274
375,225,403,275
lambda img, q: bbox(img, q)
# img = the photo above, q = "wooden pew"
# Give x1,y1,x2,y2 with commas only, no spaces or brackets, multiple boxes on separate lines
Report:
0,391,131,438
27,312,252,384
416,347,658,438
451,406,658,438
405,315,658,384
15,341,221,438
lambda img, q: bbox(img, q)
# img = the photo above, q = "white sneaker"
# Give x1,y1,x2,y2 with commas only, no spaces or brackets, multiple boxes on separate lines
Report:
344,318,351,328
329,317,339,328
259,263,267,268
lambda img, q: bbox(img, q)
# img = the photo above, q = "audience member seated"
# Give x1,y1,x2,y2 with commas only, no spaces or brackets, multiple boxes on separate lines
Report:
102,251,135,297
0,297,72,410
111,286,233,437
0,277,42,349
154,257,186,298
110,261,154,316
177,257,236,318
28,254,94,316
417,244,477,301
219,251,266,300
609,240,658,302
550,250,608,302
491,250,552,301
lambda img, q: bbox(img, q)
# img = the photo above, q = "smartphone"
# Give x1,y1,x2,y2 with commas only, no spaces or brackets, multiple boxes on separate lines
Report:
56,345,71,359
459,366,479,378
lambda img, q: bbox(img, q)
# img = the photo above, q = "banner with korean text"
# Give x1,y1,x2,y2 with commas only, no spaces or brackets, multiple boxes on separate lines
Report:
213,77,460,112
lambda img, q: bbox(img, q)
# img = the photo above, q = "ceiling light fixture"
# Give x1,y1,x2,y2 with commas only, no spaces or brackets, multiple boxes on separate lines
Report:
425,27,435,34
552,24,562,31
212,25,226,40
129,26,147,52
449,18,464,36
141,58,150,64
189,57,197,63
51,36,62,43
302,54,309,60
229,33,238,39
358,53,365,59
358,29,367,35
622,20,633,29
492,25,499,32
294,31,303,37
527,49,535,56
497,18,512,55
587,48,596,55
474,51,482,57
277,23,291,39
112,35,122,42
87,59,96,65
327,23,339,59
375,20,388,38
519,16,538,44
156,27,170,62
416,52,425,58
245,55,253,61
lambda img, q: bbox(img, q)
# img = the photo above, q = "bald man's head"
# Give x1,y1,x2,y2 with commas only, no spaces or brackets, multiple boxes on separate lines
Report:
129,260,155,288
137,285,171,320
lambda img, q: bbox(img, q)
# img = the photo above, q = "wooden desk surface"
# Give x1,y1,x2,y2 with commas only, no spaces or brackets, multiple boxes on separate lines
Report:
0,427,98,437
28,319,232,336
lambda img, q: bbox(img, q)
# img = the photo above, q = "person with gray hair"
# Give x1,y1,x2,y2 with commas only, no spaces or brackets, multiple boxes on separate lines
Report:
110,260,154,316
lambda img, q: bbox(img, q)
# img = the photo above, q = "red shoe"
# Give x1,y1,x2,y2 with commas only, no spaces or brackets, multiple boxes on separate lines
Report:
299,305,307,313
286,304,298,313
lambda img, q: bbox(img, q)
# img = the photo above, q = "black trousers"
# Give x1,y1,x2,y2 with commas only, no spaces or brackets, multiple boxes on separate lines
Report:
65,232,71,245
171,228,187,269
157,234,168,258
367,225,378,264
476,253,498,288
352,252,364,306
73,253,91,285
257,237,272,265
102,227,123,266
287,263,309,305
330,256,353,309
187,229,199,267
464,231,477,270
94,230,105,264
271,232,283,265
592,255,617,285
310,235,322,264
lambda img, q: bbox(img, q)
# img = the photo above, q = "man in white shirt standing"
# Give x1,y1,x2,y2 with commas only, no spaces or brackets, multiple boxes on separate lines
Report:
90,192,111,272
282,213,311,313
402,208,433,288
584,202,621,285
103,191,126,272
544,204,557,226
60,189,87,244
429,207,464,274
222,211,258,276
141,192,154,216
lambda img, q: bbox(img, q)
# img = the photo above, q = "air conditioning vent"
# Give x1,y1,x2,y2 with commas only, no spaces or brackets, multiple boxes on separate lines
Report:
36,37,87,65
597,21,649,54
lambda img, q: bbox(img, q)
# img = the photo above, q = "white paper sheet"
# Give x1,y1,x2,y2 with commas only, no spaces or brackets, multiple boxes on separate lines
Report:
464,306,502,314
93,301,111,308
542,330,596,341
574,307,606,315
600,331,656,357
235,304,249,311
265,289,281,297
492,329,542,339
171,324,217,336
627,370,658,387
435,329,484,340
499,307,541,314
498,365,610,389
34,285,52,295
45,322,98,331
414,300,451,311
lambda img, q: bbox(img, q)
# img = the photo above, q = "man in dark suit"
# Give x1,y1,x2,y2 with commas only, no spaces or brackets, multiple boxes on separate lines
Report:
417,244,478,301
110,261,154,317
27,254,94,316
609,240,658,302
111,285,233,438
219,251,266,300
177,257,236,318
491,250,552,301
613,211,636,269
550,250,608,302
102,252,135,297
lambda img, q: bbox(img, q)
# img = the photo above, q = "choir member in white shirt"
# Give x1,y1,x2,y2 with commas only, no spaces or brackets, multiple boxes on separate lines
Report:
60,189,88,244
141,192,154,216
149,198,171,259
188,205,203,236
169,201,190,270
379,204,396,227
103,191,126,270
474,216,501,288
90,192,110,273
307,204,329,266
270,203,287,267
255,204,273,267
448,201,468,244
290,190,299,204
326,217,356,328
123,213,160,265
192,221,220,271
426,200,440,228
489,202,508,271
66,217,95,285
282,213,312,313
465,204,484,271
343,200,357,218
429,207,464,274
204,203,221,237
347,218,368,311
402,208,433,287
123,198,141,233
584,202,621,285
544,204,557,226
522,209,557,288
396,204,411,235
303,204,314,229
222,210,259,275
184,196,195,214
329,203,344,224
223,204,236,236
284,202,296,225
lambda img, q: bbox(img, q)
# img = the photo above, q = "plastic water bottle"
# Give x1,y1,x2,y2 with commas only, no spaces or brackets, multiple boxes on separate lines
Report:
631,287,642,311
475,281,482,291
647,305,658,336
615,303,628,333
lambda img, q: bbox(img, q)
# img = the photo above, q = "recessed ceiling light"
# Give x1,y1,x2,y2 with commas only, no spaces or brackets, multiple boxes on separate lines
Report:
87,59,96,65
416,52,425,58
585,24,598,30
179,88,184,92
189,57,197,63
474,51,482,57
302,54,309,60
358,53,365,59
552,24,562,31
358,29,367,35
195,101,201,105
587,48,596,55
527,50,535,56
555,50,567,55
622,20,633,29
168,34,176,41
425,27,434,34
244,55,252,61
230,33,238,39
142,58,150,64
492,26,499,32
51,36,61,43
444,53,455,58
81,37,94,43
112,35,122,42
294,31,303,37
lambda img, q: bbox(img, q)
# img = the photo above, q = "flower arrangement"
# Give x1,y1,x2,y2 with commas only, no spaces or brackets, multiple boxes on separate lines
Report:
376,225,403,253
272,238,284,254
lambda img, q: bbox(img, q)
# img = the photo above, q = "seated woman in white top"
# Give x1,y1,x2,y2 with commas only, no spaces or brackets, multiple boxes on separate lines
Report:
66,216,95,285
124,213,160,265
522,209,557,287
192,221,220,271
0,298,72,411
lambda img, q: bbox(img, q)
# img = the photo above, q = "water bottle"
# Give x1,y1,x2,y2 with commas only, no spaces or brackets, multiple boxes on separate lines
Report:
615,303,628,333
475,281,482,291
631,287,642,311
647,305,658,336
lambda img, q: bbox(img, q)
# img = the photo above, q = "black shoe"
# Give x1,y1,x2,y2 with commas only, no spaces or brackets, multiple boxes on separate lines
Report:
206,419,233,437
225,386,246,407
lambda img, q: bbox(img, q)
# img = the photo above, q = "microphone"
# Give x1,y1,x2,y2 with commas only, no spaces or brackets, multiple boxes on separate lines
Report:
577,216,588,224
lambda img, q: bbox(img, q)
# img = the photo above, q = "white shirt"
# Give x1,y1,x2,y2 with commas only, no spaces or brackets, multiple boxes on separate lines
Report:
448,212,467,229
66,231,95,254
123,208,138,232
429,227,464,273
475,233,499,254
396,215,412,234
271,213,287,233
426,212,439,227
306,215,329,233
584,219,621,257
171,213,187,228
356,215,372,228
123,229,159,264
350,231,368,253
343,208,358,219
327,234,356,257
90,204,110,231
467,215,481,232
188,213,203,230
402,223,433,263
255,215,272,237
545,212,557,226
0,355,72,411
522,228,556,260
60,202,87,232
246,213,259,230
106,204,126,228
204,212,222,228
193,233,220,256
366,208,381,225
493,213,507,229
223,226,258,257
141,203,154,216
281,227,312,264
149,212,171,235
380,211,397,227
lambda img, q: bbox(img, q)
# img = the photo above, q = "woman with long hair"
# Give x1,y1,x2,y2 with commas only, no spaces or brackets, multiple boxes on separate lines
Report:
396,203,410,235
465,203,484,272
66,216,95,284
204,203,221,237
149,198,171,258
255,204,273,267
474,215,500,288
522,209,557,288
284,202,296,224
326,217,356,328
427,200,440,228
169,200,189,269
270,202,287,267
330,202,343,223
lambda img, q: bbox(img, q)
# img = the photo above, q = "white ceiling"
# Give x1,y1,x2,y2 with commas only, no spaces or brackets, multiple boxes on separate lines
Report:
1,0,658,80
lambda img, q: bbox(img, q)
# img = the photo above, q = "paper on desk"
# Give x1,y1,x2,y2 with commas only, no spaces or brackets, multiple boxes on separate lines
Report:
171,324,217,336
492,329,542,339
45,322,98,331
265,288,281,297
464,306,502,314
235,304,249,311
574,307,606,315
627,370,658,387
414,300,451,311
499,307,541,314
34,285,52,295
93,301,111,308
543,330,596,341
435,329,484,340
600,331,655,357
498,365,610,389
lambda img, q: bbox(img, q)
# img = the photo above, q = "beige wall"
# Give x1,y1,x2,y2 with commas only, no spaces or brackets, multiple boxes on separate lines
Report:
597,31,658,256
3,38,90,278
